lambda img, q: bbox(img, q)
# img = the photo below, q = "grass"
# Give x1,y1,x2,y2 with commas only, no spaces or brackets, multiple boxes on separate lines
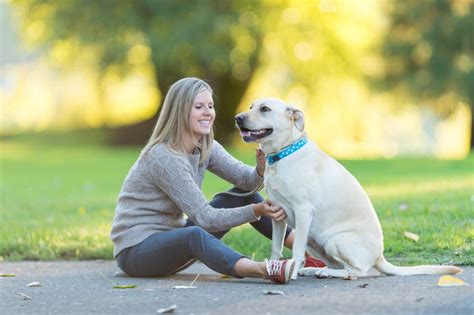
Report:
0,132,473,266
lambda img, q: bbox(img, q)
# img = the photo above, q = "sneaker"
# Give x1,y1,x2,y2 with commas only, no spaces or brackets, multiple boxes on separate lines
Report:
265,259,295,284
304,256,326,268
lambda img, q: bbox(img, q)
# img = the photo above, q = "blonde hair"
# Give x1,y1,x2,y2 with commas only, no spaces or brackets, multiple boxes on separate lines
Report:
141,77,214,163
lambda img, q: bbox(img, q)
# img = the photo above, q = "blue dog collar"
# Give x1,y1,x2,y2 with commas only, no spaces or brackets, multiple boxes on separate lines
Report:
266,138,308,165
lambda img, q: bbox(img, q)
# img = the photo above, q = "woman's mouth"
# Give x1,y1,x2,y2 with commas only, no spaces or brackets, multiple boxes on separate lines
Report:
198,120,211,127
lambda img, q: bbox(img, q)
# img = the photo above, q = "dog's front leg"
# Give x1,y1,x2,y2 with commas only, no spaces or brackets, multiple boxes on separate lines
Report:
291,205,313,280
270,219,287,260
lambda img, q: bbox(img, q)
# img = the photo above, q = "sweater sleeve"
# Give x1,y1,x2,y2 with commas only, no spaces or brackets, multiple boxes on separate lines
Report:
146,150,259,232
208,141,263,191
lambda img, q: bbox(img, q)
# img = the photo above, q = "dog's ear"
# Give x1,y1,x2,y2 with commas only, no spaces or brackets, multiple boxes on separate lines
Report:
287,107,305,131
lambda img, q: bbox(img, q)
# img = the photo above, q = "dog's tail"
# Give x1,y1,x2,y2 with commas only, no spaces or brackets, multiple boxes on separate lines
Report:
374,257,462,276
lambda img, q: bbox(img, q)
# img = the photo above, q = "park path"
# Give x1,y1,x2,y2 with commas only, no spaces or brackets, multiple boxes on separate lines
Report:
1,260,473,314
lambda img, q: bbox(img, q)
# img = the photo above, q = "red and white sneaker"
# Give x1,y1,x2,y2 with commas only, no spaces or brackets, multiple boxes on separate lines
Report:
304,256,326,268
265,259,296,284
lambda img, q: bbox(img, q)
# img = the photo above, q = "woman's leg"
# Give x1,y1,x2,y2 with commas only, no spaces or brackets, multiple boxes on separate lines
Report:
117,226,263,278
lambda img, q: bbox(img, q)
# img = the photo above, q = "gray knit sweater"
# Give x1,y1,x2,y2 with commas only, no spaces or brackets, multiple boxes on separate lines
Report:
110,141,262,257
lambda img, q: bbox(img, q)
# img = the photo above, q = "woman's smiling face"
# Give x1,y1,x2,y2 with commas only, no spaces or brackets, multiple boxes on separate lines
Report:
189,89,215,139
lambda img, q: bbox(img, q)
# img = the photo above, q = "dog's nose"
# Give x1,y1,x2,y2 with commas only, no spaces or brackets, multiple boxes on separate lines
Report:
235,114,245,124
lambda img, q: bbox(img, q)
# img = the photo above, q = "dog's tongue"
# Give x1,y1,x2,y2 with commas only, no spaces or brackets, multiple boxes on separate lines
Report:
240,131,251,137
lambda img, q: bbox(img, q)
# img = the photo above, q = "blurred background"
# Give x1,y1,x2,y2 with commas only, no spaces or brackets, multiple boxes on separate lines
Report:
0,0,473,262
1,0,472,158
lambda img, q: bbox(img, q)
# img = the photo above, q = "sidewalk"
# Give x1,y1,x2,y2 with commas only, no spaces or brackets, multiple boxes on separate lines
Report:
1,260,472,314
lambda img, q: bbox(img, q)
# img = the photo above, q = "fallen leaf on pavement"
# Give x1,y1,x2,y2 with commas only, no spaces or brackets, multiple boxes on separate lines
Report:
113,285,137,289
26,281,41,287
99,272,137,289
262,290,285,295
172,285,196,289
172,274,199,289
0,273,16,277
157,304,177,313
437,275,468,287
403,231,420,242
18,292,32,300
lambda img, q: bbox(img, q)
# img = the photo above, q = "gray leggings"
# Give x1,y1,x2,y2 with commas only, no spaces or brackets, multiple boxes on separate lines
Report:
116,188,292,278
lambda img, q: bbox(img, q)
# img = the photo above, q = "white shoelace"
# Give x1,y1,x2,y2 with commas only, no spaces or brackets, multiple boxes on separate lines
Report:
265,259,283,276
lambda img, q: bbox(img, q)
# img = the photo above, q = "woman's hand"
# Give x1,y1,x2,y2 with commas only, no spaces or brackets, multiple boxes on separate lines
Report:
256,148,266,176
253,200,287,221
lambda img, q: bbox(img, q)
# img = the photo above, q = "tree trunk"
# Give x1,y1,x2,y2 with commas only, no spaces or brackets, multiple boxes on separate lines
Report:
210,41,261,144
211,74,252,144
108,72,251,146
469,91,474,151
107,106,157,146
108,37,262,146
470,105,473,151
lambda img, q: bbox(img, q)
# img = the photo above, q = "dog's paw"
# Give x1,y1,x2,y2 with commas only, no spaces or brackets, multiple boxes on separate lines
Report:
299,267,332,278
298,267,317,277
313,268,332,278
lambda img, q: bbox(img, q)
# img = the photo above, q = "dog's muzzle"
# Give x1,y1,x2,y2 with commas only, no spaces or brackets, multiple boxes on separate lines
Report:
234,114,273,142
235,114,246,128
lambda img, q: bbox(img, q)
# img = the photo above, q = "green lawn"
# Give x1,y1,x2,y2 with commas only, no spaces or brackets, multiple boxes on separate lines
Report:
1,132,473,265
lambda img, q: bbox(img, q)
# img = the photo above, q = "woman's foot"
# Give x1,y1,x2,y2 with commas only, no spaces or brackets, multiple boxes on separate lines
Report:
304,256,326,268
265,259,296,284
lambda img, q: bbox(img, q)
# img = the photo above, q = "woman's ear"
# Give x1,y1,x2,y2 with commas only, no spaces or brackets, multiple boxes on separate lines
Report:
287,106,305,131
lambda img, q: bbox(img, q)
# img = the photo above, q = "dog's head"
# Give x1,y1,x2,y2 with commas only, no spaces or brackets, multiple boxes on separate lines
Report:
235,98,304,149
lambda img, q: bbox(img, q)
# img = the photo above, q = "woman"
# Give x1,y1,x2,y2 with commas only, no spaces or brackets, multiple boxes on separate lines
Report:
110,77,321,284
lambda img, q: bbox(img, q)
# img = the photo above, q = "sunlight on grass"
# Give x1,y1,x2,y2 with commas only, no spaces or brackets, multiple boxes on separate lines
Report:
1,222,113,260
366,176,473,200
0,136,472,264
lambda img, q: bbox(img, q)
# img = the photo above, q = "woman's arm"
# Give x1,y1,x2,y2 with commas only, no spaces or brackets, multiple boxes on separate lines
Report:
208,141,263,191
146,149,259,232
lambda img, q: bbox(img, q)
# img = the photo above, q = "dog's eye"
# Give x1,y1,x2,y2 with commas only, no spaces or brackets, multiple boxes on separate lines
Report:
260,106,271,112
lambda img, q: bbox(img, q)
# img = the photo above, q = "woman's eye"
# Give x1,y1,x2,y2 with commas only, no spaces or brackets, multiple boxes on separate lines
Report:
260,106,270,112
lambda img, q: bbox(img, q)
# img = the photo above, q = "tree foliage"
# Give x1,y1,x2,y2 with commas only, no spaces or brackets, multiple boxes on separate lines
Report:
12,0,263,144
378,0,474,147
14,0,437,150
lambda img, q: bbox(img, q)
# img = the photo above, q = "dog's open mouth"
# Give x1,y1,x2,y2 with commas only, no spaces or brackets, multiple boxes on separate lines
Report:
238,127,273,142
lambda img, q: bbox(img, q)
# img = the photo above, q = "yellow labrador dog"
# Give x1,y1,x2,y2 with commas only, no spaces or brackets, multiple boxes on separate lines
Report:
235,98,462,280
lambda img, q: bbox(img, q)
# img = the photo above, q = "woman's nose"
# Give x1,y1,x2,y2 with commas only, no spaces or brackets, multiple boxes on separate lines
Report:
203,106,213,115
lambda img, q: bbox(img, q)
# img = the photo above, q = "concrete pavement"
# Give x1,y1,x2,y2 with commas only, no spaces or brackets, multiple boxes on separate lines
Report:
1,260,472,314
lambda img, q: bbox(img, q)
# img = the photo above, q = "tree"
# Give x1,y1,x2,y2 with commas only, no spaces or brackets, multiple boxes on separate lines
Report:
378,0,474,149
12,0,263,144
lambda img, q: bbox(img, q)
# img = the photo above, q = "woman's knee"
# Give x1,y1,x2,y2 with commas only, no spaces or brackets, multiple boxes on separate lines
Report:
187,226,210,240
251,192,264,204
115,247,139,276
210,188,264,208
183,223,229,241
185,226,220,253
